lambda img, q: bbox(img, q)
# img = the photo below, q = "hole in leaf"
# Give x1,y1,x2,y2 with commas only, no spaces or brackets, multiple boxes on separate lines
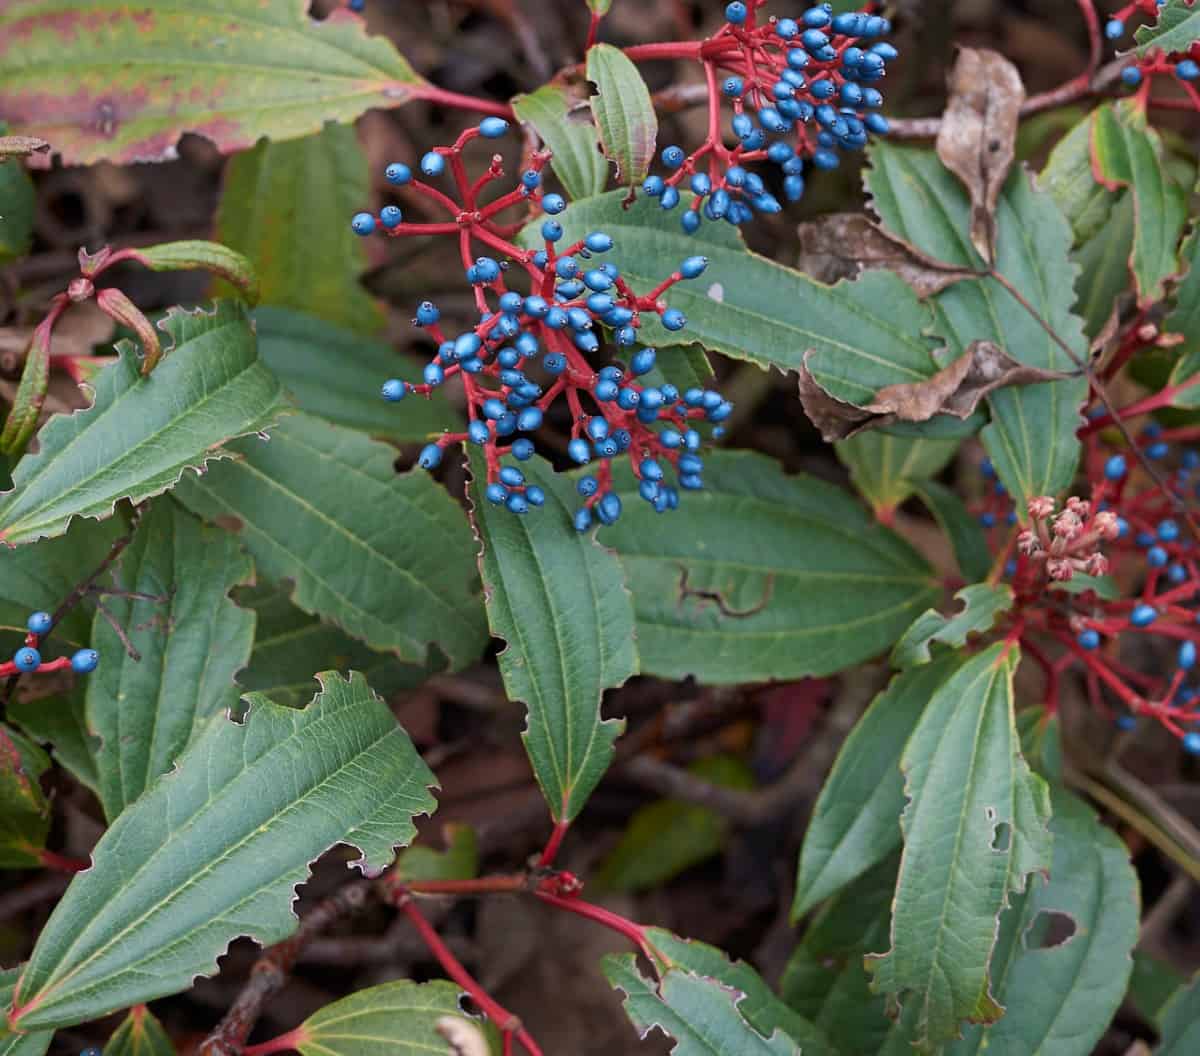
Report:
991,822,1011,852
1024,910,1077,950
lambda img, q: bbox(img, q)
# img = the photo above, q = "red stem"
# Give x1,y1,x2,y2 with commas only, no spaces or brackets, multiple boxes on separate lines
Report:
409,84,514,119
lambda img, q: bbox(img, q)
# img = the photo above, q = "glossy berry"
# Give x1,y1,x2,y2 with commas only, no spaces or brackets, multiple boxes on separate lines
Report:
1077,628,1101,650
380,205,403,229
385,162,412,185
1184,732,1200,755
1180,641,1197,671
27,611,52,635
420,151,445,176
351,212,375,236
1177,59,1200,81
479,117,509,138
1130,604,1157,628
13,647,41,672
381,379,407,402
418,444,443,470
71,649,99,674
1104,454,1127,480
725,1,748,24
542,193,567,214
1121,66,1143,87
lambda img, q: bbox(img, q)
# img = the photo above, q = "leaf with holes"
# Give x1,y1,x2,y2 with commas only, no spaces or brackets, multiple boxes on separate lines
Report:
604,956,799,1055
295,979,497,1056
586,45,657,188
0,0,426,165
253,308,454,441
645,929,836,1055
865,643,1053,1052
909,480,993,583
0,969,52,1056
173,413,487,670
792,656,962,919
10,671,436,1031
1134,0,1200,55
104,1006,176,1056
1090,100,1189,306
217,124,383,333
0,301,288,546
467,451,632,822
892,583,1014,669
0,725,51,868
938,787,1137,1056
594,451,938,685
512,83,608,201
835,431,960,519
868,142,1088,504
526,192,940,400
234,583,439,709
86,499,255,821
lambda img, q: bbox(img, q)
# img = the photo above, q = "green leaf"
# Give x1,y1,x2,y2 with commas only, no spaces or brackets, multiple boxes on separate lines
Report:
867,143,1088,504
0,515,126,645
595,451,938,684
511,84,608,201
597,756,753,891
86,499,256,821
835,431,960,518
1039,109,1118,244
296,980,496,1056
792,657,962,919
1016,706,1064,783
394,824,478,883
0,0,426,166
782,859,898,1055
173,413,487,670
604,956,799,1055
645,929,836,1056
254,308,453,441
1167,229,1200,408
526,192,938,392
891,583,1013,669
11,671,437,1031
1090,101,1189,306
1158,974,1200,1054
865,643,1053,1052
1129,953,1186,1025
586,0,613,13
1134,0,1200,55
216,124,383,334
586,45,657,188
0,969,52,1056
941,788,1138,1056
9,688,100,796
137,241,260,306
1050,571,1120,601
0,301,288,546
467,451,632,822
0,149,34,264
645,344,714,394
1072,192,1136,339
104,1006,177,1056
234,582,438,708
909,480,993,582
0,725,51,868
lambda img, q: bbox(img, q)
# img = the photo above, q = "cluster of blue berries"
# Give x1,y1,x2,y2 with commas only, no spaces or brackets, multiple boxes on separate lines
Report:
4,611,99,676
351,119,732,530
643,3,895,232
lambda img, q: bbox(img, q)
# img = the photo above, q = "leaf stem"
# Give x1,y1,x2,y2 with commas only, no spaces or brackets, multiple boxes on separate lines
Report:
408,84,514,120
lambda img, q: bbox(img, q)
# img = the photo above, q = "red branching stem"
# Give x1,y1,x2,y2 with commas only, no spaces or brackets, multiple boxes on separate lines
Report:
623,41,705,62
397,896,543,1056
409,84,514,119
537,819,570,867
586,11,602,50
534,891,658,970
407,875,528,895
1076,0,1103,83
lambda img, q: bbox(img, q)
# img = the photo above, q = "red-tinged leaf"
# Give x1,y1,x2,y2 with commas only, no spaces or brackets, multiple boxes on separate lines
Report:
0,0,426,166
0,724,51,868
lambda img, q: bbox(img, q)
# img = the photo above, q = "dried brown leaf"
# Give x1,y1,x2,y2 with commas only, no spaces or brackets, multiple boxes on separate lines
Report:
798,340,1073,441
0,135,49,161
936,48,1025,264
796,213,976,296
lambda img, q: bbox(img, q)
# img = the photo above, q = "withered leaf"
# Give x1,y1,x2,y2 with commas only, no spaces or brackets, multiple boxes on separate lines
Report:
936,48,1025,265
0,135,49,162
796,213,977,296
798,340,1074,441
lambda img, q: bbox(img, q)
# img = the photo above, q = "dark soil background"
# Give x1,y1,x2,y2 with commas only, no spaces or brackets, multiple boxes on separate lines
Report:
2,2,1198,1054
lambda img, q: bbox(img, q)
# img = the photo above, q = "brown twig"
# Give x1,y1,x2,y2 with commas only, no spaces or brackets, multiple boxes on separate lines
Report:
197,882,370,1056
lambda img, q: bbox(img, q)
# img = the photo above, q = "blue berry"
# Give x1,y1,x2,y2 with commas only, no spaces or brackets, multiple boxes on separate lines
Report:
13,647,40,672
662,308,687,331
1180,641,1197,670
1130,604,1157,628
415,301,440,326
680,255,708,279
479,117,509,138
1077,628,1101,650
27,611,52,635
351,212,375,236
506,492,529,515
468,421,490,445
568,438,591,464
630,347,657,376
381,379,407,402
585,231,615,253
596,492,622,525
385,163,412,185
418,444,443,470
1104,17,1124,38
1122,66,1143,87
542,193,567,215
1147,546,1169,568
574,507,593,532
1115,714,1137,731
1178,60,1200,81
71,649,99,674
725,1,747,24
1104,454,1127,480
517,407,543,431
661,145,685,169
525,485,545,507
420,151,445,176
723,76,744,96
1159,519,1180,542
1183,731,1200,754
486,483,507,505
380,205,403,229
